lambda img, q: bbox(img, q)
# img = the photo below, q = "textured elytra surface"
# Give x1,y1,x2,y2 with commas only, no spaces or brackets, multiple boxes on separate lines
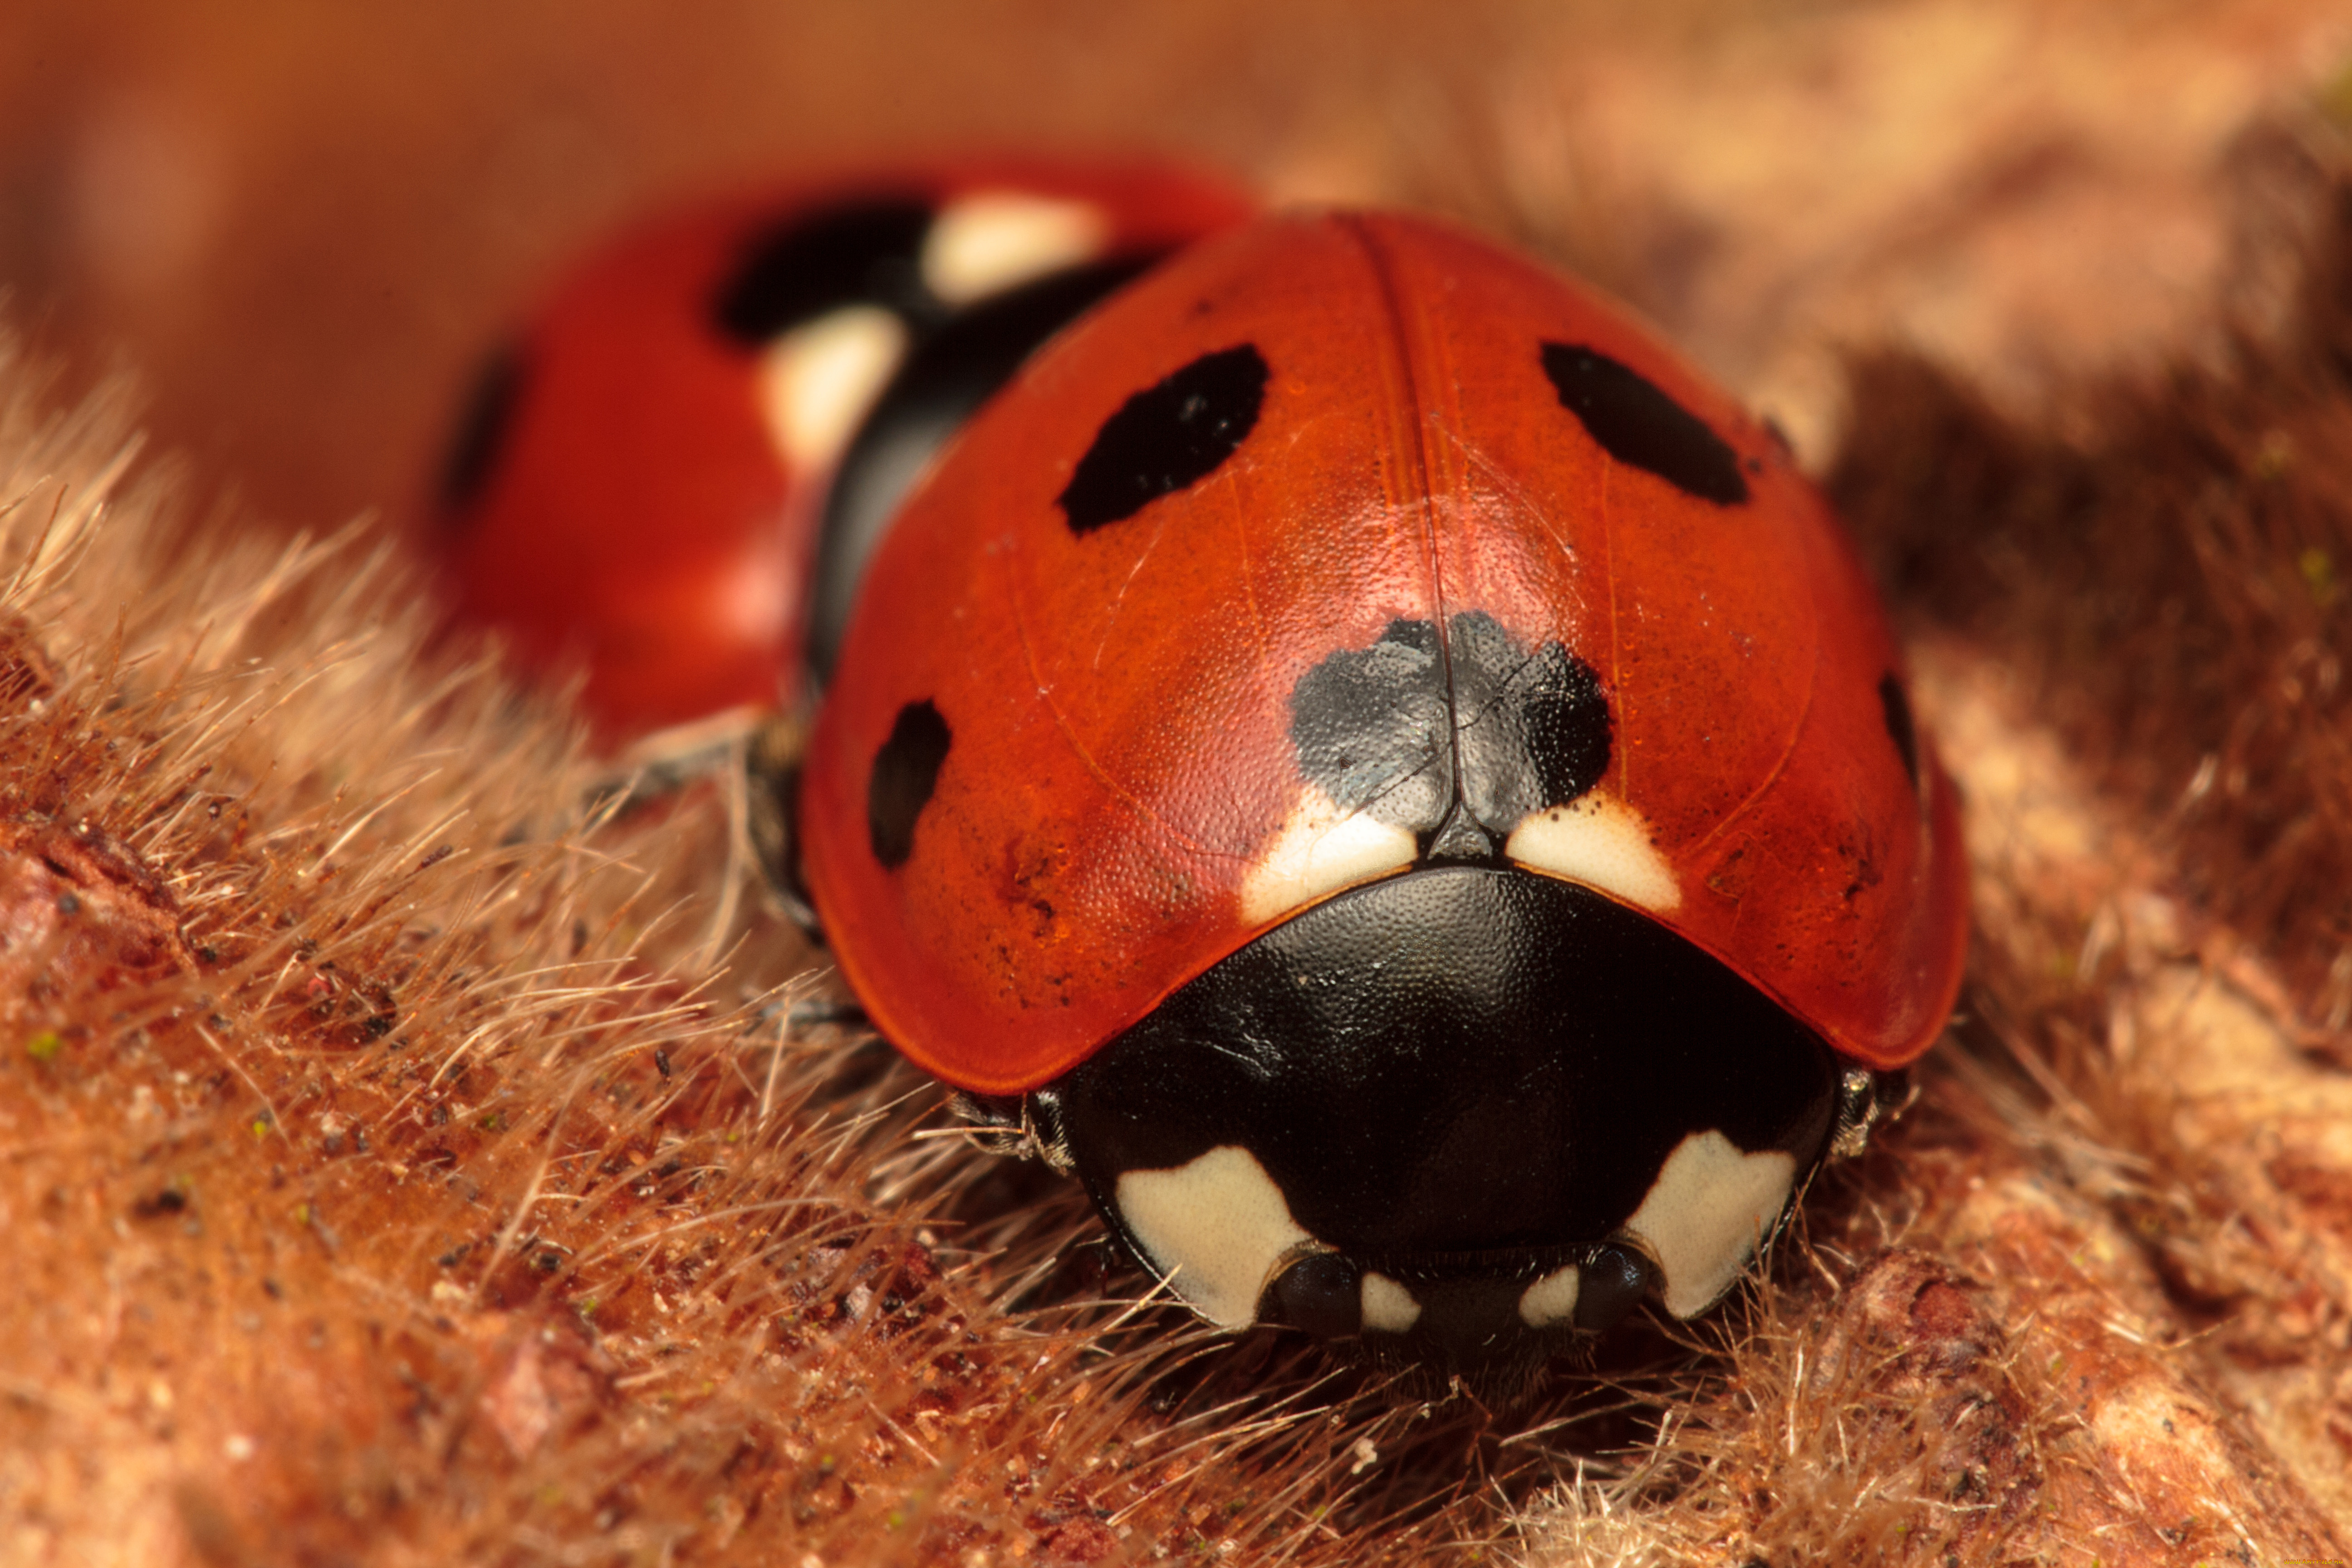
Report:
6,2,2352,1563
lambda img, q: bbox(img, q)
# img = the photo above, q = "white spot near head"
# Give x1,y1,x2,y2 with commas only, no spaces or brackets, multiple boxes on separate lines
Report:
1504,793,1680,913
1359,1272,1422,1333
1239,785,1419,925
1622,1131,1797,1319
1517,1262,1581,1328
754,305,909,474
1114,1145,1312,1328
921,191,1112,307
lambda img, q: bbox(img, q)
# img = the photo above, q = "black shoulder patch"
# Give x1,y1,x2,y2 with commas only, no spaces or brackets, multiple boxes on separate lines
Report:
867,699,952,869
1289,618,1452,831
438,343,527,516
711,199,936,346
1058,343,1267,534
1450,612,1612,821
1877,671,1920,791
1540,342,1749,506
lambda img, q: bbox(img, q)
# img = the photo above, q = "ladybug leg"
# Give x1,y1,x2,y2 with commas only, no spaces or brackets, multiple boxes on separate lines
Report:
949,1090,1076,1171
744,718,823,937
585,705,785,815
784,996,869,1031
1826,1065,1914,1159
575,706,825,939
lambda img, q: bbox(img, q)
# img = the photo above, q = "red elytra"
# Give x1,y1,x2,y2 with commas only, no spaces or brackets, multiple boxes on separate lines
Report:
429,160,1255,741
798,210,1970,1097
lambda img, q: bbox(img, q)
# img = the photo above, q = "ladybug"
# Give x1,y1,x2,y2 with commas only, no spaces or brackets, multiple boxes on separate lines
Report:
793,211,1969,1381
431,161,1254,740
433,180,1969,1385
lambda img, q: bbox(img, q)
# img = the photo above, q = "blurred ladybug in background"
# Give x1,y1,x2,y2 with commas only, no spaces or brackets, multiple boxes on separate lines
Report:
429,166,1970,1387
434,161,1253,739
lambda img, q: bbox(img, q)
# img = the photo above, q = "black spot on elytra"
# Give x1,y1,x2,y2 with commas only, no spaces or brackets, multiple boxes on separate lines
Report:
1289,611,1611,859
867,700,951,869
1541,342,1750,506
1878,671,1921,791
711,200,937,346
1058,344,1266,533
438,343,526,515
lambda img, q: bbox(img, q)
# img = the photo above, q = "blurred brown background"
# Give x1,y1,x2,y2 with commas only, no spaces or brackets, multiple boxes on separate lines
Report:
0,0,2344,537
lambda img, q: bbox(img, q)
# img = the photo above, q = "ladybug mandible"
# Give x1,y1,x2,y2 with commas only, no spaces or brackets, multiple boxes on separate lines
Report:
434,178,1969,1385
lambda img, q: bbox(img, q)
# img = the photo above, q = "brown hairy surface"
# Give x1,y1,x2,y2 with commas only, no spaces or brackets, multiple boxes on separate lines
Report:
6,2,2352,1563
1526,135,2352,1565
0,357,1505,1563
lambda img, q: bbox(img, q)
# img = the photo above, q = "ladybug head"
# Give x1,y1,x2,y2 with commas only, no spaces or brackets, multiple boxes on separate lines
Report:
1019,864,1865,1385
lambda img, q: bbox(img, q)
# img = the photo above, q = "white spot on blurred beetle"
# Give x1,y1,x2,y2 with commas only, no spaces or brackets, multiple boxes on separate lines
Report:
921,192,1112,306
755,305,908,474
1623,1130,1796,1318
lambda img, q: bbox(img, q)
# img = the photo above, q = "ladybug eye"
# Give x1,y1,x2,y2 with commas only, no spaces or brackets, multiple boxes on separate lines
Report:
1058,343,1268,533
1570,1243,1653,1332
1540,341,1749,506
1264,1250,1362,1339
1878,671,1921,791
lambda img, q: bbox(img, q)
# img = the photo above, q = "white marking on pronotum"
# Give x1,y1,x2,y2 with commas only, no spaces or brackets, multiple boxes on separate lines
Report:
1622,1130,1797,1318
1114,1145,1313,1329
754,305,909,474
1517,1262,1582,1328
1504,792,1680,912
921,191,1112,307
1239,784,1418,925
1359,1272,1422,1333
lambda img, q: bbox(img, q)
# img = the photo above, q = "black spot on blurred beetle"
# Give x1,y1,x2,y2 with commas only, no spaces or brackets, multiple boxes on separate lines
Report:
809,257,1161,682
712,199,937,345
438,343,527,515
